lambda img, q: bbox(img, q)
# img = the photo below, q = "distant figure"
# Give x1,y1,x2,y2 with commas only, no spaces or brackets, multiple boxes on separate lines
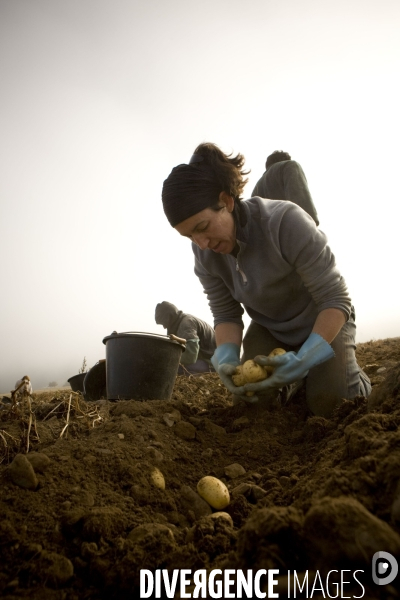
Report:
252,150,319,225
155,301,216,374
12,375,33,402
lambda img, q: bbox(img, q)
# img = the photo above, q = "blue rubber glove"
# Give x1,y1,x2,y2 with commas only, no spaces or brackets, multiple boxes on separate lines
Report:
211,343,246,395
244,333,335,395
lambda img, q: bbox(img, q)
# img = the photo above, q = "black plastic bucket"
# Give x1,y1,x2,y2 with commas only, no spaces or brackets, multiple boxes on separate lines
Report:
83,360,107,401
67,373,86,393
102,331,185,401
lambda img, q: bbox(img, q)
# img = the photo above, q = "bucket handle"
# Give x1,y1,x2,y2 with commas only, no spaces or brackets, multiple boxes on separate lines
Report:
114,331,171,338
110,331,186,348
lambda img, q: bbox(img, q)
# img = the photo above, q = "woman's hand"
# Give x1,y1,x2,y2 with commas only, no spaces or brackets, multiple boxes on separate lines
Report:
218,363,247,395
211,323,248,395
211,342,246,395
244,332,335,395
244,351,308,393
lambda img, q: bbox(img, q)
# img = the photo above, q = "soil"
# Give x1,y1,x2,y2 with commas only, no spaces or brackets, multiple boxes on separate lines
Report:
1,337,400,600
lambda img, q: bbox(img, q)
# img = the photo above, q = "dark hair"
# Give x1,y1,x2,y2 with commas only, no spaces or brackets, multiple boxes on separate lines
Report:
265,150,291,169
192,142,249,200
162,142,249,227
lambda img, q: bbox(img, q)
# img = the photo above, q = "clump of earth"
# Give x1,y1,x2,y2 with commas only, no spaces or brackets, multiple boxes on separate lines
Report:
0,337,399,599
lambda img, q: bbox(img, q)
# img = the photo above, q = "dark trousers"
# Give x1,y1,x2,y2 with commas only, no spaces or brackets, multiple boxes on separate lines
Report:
242,310,371,417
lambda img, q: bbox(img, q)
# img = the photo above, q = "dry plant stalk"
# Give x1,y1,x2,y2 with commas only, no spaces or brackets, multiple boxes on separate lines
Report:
10,379,26,406
7,390,37,453
43,401,64,421
60,393,72,438
26,397,33,453
0,431,8,463
178,364,192,376
0,429,19,464
23,396,39,453
42,391,80,421
34,391,105,441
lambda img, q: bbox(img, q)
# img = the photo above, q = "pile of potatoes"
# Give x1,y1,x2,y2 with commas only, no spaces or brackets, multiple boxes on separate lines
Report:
232,348,286,396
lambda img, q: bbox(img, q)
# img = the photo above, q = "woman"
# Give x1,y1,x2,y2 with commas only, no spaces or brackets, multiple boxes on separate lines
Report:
161,143,371,417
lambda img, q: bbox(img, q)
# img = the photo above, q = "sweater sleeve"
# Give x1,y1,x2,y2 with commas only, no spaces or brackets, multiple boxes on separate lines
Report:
179,339,200,365
175,316,198,341
276,205,351,319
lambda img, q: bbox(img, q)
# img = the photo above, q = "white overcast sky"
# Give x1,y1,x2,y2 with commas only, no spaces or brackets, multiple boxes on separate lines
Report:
1,0,399,390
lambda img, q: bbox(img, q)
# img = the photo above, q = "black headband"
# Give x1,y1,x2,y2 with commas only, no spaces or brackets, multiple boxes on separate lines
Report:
162,161,221,227
188,154,204,165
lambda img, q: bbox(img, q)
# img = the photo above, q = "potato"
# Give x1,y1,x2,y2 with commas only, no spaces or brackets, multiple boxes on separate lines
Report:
264,347,286,375
232,351,286,391
232,359,268,395
232,363,259,397
206,512,233,527
242,360,268,383
150,467,165,490
269,348,286,357
232,366,246,387
231,360,267,397
197,476,230,510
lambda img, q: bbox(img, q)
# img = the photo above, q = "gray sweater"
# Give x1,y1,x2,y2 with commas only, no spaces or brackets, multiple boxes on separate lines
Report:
193,197,351,346
252,160,319,225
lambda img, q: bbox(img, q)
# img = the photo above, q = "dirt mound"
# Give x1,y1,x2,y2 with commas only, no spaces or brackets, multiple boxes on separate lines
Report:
0,337,399,599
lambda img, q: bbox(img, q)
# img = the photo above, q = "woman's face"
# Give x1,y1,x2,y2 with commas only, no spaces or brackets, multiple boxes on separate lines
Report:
174,192,236,254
